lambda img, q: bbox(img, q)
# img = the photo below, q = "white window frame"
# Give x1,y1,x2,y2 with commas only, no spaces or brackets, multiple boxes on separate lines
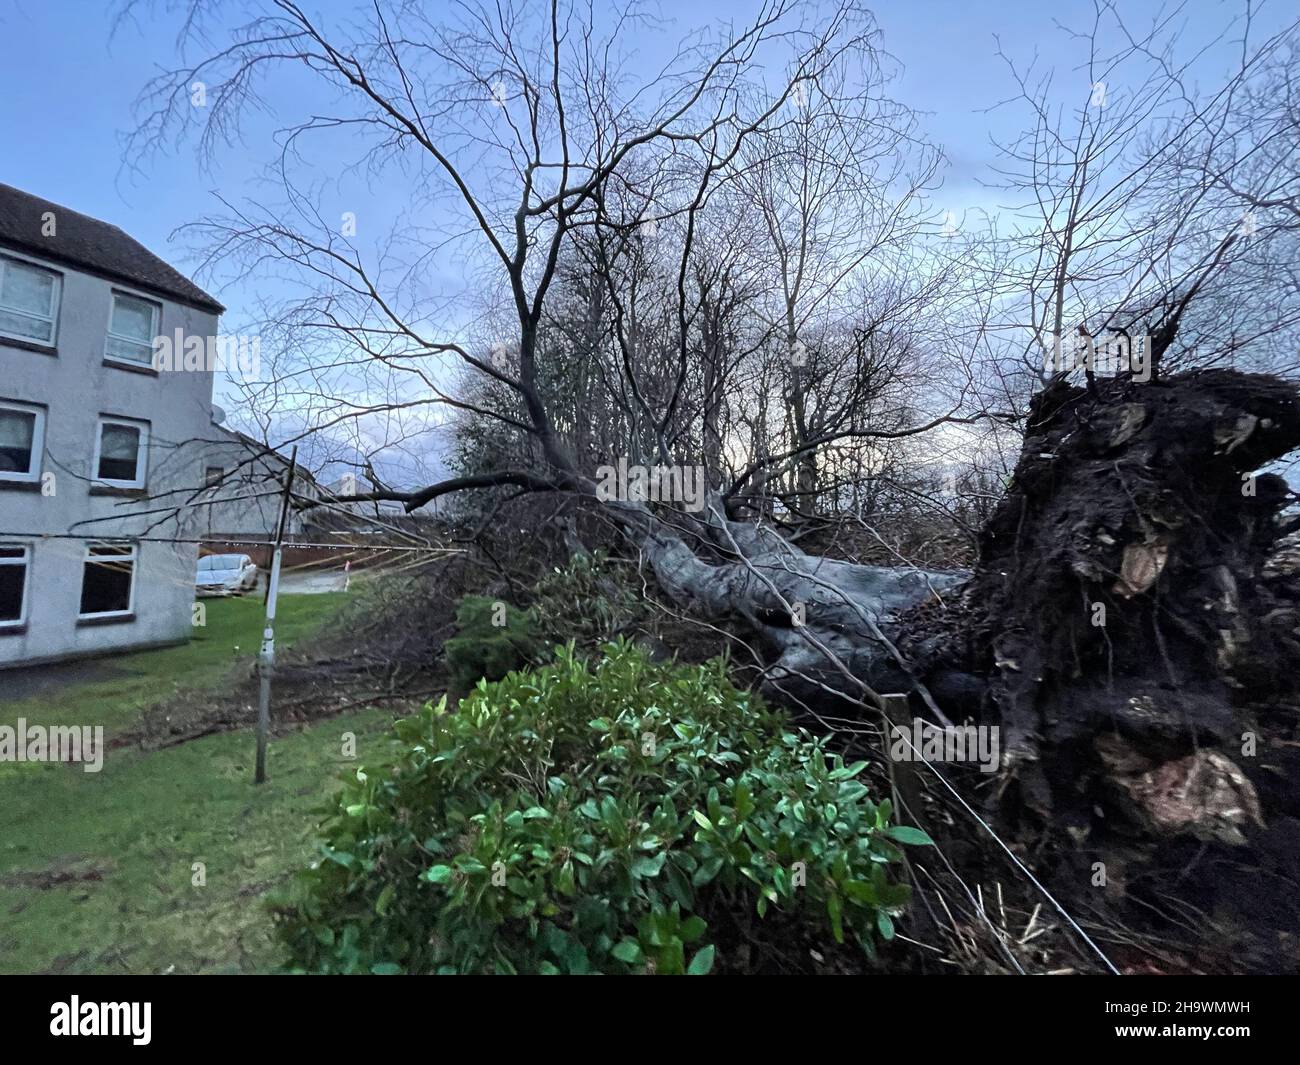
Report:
0,543,31,628
0,254,61,348
104,289,161,368
78,541,138,620
0,398,46,484
92,415,150,490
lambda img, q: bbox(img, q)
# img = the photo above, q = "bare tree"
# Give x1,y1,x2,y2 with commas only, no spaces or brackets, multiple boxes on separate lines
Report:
988,0,1300,386
124,3,1300,911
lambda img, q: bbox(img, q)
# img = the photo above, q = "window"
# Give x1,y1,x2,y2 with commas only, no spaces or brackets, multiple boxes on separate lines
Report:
0,400,44,483
0,545,30,627
105,291,159,365
0,256,60,345
93,417,149,488
79,542,136,618
204,465,224,488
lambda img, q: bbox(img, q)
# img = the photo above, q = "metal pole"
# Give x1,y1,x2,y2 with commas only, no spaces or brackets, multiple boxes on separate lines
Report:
255,446,298,784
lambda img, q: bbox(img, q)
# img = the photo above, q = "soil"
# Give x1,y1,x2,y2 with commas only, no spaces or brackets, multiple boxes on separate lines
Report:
899,369,1300,973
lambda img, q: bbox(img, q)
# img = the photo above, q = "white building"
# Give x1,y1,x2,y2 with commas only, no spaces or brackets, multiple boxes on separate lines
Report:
193,423,317,544
0,183,225,669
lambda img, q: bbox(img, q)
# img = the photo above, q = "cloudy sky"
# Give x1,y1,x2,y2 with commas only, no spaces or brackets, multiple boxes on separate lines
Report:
1,0,1290,480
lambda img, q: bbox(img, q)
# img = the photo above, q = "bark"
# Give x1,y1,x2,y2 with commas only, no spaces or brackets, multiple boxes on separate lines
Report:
637,500,964,705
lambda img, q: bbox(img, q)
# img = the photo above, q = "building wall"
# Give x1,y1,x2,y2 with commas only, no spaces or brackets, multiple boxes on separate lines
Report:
190,429,310,542
0,246,218,669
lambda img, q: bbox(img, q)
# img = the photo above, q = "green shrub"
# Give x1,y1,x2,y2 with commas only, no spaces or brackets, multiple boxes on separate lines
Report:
442,556,646,695
442,595,540,694
274,641,927,974
529,551,646,648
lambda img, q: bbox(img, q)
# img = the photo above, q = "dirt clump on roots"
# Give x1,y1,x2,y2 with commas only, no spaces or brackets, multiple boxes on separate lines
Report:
899,368,1300,972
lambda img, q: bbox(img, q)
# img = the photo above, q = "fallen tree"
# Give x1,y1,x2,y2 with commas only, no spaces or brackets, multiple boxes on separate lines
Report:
608,370,1300,849
136,0,1300,970
564,367,1300,972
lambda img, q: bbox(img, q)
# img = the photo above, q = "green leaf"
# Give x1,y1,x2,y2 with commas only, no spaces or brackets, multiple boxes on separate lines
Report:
422,864,454,884
686,944,716,975
734,784,755,821
600,795,623,829
661,937,686,976
566,940,590,975
320,846,355,868
885,825,934,846
612,939,643,964
691,856,724,887
631,852,667,879
680,916,707,943
829,760,868,781
370,962,403,975
843,879,877,904
827,894,844,944
664,862,694,909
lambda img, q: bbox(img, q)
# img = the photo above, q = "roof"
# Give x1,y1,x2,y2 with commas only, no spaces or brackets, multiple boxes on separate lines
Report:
0,183,224,315
208,422,323,492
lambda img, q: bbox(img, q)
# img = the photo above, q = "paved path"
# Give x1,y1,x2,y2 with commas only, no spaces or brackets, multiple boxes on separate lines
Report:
272,569,350,595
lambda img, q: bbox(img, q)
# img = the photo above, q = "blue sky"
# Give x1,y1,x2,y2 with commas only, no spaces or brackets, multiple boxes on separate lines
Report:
0,0,1290,425
1,0,1076,239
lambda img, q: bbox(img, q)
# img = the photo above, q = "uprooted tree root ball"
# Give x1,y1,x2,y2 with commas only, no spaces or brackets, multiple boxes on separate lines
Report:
894,369,1300,971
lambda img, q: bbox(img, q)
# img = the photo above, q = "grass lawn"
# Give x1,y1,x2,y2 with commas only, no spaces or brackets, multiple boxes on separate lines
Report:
2,591,347,740
0,592,405,974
